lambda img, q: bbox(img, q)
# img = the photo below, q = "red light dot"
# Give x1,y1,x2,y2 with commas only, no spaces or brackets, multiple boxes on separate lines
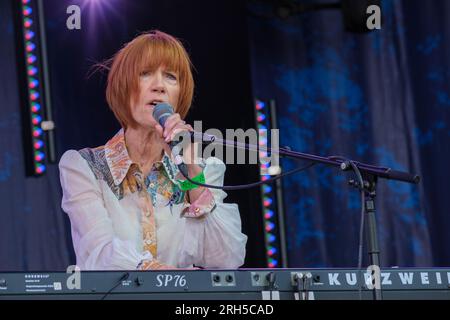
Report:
34,141,43,149
24,18,32,28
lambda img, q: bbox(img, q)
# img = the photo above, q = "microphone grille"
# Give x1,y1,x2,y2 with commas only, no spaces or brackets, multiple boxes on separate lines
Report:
152,102,174,126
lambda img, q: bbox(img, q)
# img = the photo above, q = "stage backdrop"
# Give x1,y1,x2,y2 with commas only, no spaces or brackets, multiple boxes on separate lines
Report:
248,0,450,267
2,0,449,271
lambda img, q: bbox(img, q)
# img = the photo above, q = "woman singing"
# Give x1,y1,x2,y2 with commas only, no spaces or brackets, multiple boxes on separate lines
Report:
59,30,247,270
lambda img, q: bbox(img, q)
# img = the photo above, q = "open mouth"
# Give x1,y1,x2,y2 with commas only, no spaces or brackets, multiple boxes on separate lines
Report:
147,99,164,107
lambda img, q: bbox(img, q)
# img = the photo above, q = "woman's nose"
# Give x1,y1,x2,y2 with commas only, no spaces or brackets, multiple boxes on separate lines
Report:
150,72,166,93
152,86,165,93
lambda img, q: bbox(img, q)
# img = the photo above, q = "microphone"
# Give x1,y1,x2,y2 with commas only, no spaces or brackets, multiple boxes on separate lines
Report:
152,102,215,147
152,102,175,130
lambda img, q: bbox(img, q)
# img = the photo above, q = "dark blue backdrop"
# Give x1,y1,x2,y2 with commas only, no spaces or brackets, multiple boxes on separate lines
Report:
248,0,450,267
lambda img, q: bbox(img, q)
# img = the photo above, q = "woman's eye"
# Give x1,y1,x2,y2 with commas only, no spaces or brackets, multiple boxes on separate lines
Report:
165,73,177,80
140,71,151,77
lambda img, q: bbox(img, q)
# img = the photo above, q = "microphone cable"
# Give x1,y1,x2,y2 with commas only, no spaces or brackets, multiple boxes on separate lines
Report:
329,156,366,300
178,160,316,191
100,272,130,300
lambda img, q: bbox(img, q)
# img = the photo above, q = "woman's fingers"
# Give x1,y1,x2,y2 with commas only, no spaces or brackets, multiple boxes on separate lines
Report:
163,113,181,138
166,125,192,143
162,114,193,143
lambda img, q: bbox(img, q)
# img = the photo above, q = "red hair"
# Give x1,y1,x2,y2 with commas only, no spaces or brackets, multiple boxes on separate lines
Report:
105,30,194,129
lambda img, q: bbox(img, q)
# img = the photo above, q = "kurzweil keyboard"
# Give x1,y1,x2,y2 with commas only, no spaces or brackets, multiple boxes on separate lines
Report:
0,268,449,300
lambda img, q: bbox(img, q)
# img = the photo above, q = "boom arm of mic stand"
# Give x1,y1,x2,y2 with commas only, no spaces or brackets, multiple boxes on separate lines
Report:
195,135,420,184
278,149,420,184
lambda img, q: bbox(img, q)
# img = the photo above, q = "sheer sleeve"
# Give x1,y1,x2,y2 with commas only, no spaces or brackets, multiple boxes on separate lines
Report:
59,150,151,270
178,157,247,268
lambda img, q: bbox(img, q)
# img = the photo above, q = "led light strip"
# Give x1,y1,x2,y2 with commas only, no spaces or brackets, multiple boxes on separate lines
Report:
20,0,46,175
255,99,279,268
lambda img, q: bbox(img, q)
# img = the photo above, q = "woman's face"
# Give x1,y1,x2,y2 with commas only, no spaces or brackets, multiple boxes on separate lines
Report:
130,65,180,129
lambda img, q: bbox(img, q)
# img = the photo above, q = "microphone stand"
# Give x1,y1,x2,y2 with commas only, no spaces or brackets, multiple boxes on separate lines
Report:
178,133,420,300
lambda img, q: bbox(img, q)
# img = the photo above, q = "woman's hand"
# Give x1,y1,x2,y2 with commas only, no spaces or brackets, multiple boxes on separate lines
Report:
153,113,197,165
153,113,193,144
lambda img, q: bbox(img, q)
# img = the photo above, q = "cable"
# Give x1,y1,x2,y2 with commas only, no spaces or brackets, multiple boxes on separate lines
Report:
172,136,318,190
328,156,366,300
293,273,303,301
178,162,316,191
348,160,366,301
100,272,129,300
